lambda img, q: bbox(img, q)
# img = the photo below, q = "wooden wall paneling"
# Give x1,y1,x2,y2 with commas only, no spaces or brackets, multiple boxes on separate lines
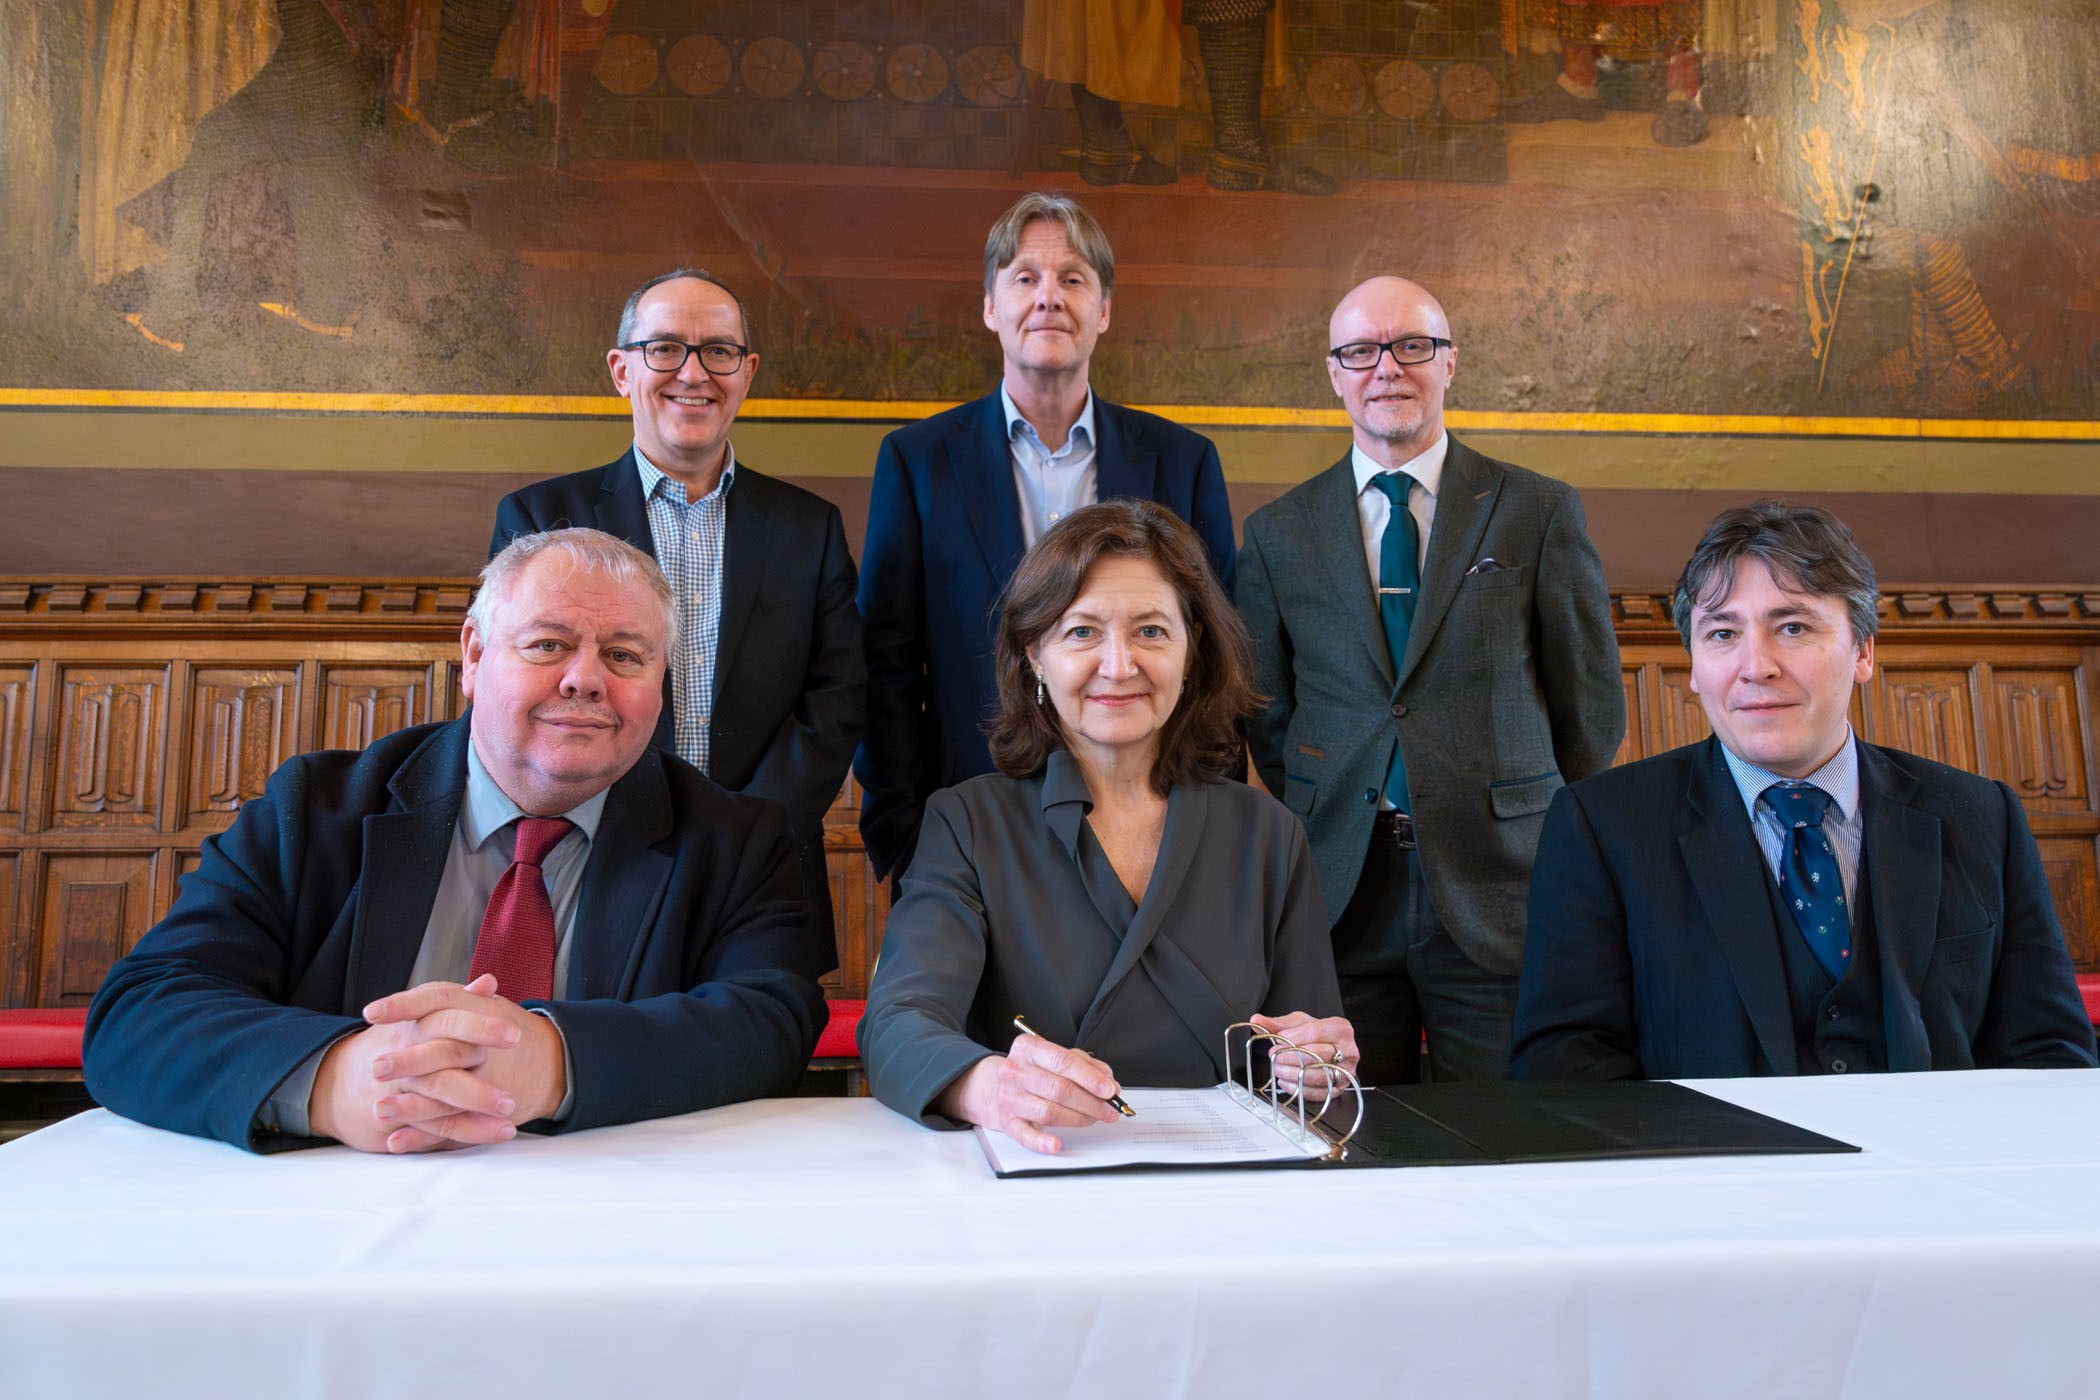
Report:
823,769,884,996
0,851,20,1006
1865,664,1981,774
1653,663,1712,754
47,664,169,830
182,664,302,830
35,851,158,1006
1984,656,2095,817
2034,836,2100,974
318,660,434,751
1613,665,1642,768
0,663,34,828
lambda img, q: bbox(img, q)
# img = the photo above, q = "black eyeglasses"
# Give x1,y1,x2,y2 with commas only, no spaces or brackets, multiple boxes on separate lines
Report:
1329,337,1451,371
619,339,750,374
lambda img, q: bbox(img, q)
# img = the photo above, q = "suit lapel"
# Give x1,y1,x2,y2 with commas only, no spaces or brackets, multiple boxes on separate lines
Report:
1858,745,1939,1071
1075,781,1206,1045
346,723,470,1007
711,468,767,704
1093,400,1160,507
950,394,1028,584
1299,457,1394,686
1401,437,1499,686
594,451,655,552
1678,740,1798,1073
566,756,677,999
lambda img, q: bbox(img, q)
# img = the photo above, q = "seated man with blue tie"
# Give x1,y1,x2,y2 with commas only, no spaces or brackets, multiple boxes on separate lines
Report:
1511,501,2097,1079
84,528,834,1152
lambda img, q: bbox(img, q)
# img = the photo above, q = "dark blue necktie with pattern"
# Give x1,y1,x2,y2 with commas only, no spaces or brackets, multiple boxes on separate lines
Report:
1764,782,1852,981
1369,471,1419,811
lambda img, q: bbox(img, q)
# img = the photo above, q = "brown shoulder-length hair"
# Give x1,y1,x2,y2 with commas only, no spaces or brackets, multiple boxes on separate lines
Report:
987,499,1259,794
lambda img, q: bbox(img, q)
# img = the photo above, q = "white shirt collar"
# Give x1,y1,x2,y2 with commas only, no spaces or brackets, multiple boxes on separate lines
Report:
1350,432,1447,500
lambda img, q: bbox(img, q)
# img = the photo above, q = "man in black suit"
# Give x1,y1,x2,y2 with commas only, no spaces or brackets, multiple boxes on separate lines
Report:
85,529,834,1152
1511,502,2097,1079
855,193,1236,883
492,270,862,944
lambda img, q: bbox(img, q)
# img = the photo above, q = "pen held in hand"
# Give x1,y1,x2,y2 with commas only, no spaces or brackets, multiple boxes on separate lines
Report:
1011,1014,1136,1118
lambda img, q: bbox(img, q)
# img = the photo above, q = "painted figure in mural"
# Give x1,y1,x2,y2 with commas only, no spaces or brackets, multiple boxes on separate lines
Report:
1793,0,2100,414
1020,0,1337,192
388,0,617,169
1511,501,2098,1080
855,193,1238,888
84,529,835,1153
1236,275,1624,1086
1504,0,1708,146
490,271,865,951
79,0,372,350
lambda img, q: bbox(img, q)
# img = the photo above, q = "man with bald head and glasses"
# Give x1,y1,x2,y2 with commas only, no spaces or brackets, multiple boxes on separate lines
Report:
493,269,864,953
1236,275,1624,1086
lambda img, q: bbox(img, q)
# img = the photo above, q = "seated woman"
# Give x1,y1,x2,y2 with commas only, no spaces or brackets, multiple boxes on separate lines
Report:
860,499,1354,1153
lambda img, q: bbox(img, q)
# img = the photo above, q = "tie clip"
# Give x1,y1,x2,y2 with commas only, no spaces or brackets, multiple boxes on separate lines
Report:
1377,587,1413,596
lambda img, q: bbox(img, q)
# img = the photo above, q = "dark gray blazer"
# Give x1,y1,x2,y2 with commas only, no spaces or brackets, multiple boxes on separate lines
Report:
859,752,1343,1124
1236,436,1625,976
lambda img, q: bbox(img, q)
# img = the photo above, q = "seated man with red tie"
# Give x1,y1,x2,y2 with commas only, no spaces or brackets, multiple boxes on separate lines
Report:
1511,502,2096,1080
84,528,833,1152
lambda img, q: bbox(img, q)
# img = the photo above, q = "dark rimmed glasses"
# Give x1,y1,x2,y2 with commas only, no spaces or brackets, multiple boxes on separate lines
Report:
1329,337,1452,371
619,339,750,374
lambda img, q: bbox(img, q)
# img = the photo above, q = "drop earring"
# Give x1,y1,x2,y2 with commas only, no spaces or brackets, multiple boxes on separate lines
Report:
1035,670,1046,705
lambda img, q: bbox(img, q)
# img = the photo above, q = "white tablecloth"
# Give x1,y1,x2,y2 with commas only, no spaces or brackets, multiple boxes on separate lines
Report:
3,1069,2097,1399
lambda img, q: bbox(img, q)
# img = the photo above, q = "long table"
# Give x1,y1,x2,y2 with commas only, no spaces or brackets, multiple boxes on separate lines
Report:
3,1069,2097,1399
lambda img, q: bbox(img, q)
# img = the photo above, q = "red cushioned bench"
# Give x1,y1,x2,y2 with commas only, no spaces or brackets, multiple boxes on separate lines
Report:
0,1008,87,1073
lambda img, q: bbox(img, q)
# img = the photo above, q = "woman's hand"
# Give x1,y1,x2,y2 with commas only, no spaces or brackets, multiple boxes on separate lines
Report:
938,1030,1125,1155
1252,1011,1359,1101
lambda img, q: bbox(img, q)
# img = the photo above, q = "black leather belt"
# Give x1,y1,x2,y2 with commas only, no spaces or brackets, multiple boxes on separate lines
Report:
1371,810,1418,849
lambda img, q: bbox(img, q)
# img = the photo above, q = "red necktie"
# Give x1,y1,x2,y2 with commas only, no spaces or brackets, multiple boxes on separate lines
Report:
469,817,573,1001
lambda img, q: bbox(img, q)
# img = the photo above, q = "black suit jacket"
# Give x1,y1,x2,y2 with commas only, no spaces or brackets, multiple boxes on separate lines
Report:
853,391,1236,881
83,719,834,1152
1510,737,2098,1079
492,451,863,937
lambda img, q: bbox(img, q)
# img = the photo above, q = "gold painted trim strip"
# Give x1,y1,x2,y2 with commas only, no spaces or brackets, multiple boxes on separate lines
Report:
3,388,2098,440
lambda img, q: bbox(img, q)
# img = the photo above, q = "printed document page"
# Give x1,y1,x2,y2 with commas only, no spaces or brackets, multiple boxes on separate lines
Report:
974,1085,1325,1176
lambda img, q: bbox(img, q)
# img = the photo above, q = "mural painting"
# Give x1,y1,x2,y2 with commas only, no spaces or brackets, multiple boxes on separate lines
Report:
2,0,2095,421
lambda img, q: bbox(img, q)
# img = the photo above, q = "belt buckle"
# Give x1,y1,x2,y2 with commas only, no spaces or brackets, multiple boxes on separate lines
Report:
1391,812,1417,850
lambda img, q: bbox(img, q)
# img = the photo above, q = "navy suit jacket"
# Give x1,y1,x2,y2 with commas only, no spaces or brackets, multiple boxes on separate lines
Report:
854,391,1236,881
1510,737,2098,1079
83,719,834,1152
491,450,863,938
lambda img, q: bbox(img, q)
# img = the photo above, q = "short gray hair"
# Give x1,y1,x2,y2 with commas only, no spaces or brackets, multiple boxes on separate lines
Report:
1672,501,1880,649
982,193,1115,297
614,268,750,348
472,528,676,643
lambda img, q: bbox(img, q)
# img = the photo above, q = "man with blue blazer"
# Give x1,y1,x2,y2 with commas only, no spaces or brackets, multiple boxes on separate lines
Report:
491,270,862,946
1511,502,2097,1079
85,529,835,1152
1239,276,1625,1086
855,193,1236,882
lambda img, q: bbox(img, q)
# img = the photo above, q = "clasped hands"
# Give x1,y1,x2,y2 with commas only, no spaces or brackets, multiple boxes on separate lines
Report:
939,1011,1358,1157
309,973,566,1154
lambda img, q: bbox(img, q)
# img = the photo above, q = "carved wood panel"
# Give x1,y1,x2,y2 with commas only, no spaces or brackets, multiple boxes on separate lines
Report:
0,664,32,828
48,666,167,830
1988,667,2092,816
1613,667,1642,768
1654,665,1712,754
2035,837,2099,973
319,665,432,751
183,667,300,829
0,851,18,1004
1867,666,1979,773
36,852,157,1005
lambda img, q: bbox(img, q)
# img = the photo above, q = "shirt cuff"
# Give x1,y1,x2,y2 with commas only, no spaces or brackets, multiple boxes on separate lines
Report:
528,1006,577,1124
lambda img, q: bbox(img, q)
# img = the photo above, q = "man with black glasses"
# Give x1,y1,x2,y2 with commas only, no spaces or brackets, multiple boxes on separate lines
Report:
492,270,863,950
1237,276,1624,1085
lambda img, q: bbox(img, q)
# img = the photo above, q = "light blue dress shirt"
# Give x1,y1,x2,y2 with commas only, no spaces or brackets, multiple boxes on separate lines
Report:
1002,384,1097,548
1720,731,1865,914
636,444,733,774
